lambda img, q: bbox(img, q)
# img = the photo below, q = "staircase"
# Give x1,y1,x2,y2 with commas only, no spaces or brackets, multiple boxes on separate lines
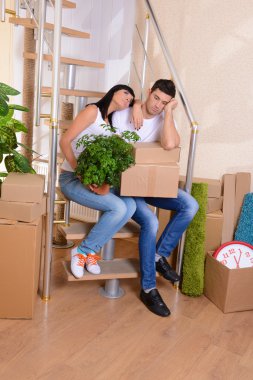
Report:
7,0,139,299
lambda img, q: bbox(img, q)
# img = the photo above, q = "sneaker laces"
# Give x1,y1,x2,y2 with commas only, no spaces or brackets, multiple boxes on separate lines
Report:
74,254,86,267
86,254,101,266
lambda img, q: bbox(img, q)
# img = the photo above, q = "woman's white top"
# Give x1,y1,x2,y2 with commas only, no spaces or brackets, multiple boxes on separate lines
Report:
61,107,111,172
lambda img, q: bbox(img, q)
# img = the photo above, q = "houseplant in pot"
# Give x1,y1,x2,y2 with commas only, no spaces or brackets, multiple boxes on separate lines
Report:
75,124,140,194
0,82,35,182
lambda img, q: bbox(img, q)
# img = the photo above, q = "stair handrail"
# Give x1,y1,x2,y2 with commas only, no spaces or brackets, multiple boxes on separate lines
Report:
144,0,200,280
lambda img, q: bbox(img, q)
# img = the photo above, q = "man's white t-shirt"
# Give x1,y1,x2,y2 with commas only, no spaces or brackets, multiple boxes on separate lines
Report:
112,108,164,142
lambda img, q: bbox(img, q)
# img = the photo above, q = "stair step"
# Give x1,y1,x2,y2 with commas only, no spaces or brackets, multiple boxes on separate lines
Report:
23,52,105,69
9,17,90,39
44,119,73,130
41,86,105,98
62,258,140,281
51,0,76,8
59,220,140,240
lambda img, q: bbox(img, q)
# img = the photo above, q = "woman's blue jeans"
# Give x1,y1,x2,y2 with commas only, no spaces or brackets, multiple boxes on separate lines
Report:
59,171,136,254
132,189,199,290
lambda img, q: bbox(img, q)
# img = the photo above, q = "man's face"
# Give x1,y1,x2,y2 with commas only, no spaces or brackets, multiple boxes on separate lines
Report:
145,88,172,116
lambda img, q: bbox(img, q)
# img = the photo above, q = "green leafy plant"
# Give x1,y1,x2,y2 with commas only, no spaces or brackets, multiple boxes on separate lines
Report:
75,124,140,188
0,82,36,181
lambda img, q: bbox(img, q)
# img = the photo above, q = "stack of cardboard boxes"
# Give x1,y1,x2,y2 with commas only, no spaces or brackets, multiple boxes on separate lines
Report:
0,173,46,319
120,142,180,197
204,172,253,313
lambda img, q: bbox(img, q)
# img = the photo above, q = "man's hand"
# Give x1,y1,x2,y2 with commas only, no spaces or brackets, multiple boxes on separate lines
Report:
130,100,143,130
164,98,178,113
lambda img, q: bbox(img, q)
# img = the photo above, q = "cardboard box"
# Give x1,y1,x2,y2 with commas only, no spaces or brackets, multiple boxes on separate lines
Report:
0,196,47,222
120,163,179,197
133,142,180,164
205,210,223,253
179,176,222,198
1,173,45,203
0,217,43,319
204,252,253,313
206,196,223,214
221,174,236,243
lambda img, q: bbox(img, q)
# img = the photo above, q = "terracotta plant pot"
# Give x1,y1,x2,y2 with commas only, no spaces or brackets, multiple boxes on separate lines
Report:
89,183,110,195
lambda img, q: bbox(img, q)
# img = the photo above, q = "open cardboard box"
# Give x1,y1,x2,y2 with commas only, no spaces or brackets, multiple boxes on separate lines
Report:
1,172,45,203
204,252,253,313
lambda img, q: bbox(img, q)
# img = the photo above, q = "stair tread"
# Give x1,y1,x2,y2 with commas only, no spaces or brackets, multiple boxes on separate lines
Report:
42,86,105,98
9,17,90,39
62,258,140,281
23,52,105,68
44,119,73,130
51,0,76,8
59,220,140,240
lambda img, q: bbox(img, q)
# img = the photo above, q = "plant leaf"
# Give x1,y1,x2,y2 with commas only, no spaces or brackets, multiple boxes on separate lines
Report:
0,109,14,125
0,172,8,177
17,142,39,155
12,119,28,133
0,97,9,116
0,82,20,96
9,104,29,112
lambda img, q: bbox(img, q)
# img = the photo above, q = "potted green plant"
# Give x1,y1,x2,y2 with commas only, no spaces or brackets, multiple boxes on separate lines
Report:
75,124,140,193
0,82,35,182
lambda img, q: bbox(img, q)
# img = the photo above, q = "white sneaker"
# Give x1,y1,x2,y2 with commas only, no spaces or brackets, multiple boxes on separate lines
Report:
71,247,86,279
86,254,101,275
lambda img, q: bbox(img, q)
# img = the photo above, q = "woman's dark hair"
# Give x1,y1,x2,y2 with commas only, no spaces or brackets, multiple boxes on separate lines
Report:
93,84,135,125
151,79,176,98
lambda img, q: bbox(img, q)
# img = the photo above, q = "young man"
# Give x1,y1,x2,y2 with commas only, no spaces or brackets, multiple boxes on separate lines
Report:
112,79,199,317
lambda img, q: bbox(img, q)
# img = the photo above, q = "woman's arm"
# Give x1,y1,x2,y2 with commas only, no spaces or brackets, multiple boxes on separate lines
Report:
59,105,98,171
160,99,180,150
130,99,143,130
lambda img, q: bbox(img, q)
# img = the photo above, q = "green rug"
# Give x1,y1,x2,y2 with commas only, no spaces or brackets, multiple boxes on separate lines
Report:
181,182,208,296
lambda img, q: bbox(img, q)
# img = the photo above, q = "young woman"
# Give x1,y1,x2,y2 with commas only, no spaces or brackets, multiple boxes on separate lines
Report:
59,84,137,279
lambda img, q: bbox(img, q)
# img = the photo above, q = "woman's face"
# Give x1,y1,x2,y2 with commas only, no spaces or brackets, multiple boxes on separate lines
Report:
112,89,134,110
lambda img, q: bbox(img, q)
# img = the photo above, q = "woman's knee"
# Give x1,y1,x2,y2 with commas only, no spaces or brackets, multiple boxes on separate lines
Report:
111,197,136,220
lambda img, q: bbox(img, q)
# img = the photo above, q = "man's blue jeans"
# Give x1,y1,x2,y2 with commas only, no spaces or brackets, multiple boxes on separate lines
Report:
132,189,199,290
59,171,136,254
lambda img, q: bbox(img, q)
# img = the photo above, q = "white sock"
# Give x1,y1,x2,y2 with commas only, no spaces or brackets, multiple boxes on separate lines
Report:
144,287,156,293
155,253,162,262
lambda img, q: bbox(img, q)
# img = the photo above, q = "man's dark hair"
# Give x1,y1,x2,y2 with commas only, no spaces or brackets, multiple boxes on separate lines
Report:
151,79,176,98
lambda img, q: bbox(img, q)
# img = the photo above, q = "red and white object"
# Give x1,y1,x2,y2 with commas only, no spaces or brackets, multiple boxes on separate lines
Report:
213,241,253,269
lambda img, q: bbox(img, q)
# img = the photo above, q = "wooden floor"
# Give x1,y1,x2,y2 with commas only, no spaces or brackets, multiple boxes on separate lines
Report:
0,238,253,380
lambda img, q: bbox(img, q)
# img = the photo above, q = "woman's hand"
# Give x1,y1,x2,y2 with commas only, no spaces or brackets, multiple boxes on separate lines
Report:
88,183,110,195
130,100,143,130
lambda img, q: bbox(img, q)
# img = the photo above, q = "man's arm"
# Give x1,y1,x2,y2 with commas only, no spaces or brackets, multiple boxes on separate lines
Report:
160,99,180,150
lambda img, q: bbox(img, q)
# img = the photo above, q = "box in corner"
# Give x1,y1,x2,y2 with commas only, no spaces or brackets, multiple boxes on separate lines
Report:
120,163,179,197
204,252,253,313
1,172,45,203
0,217,43,319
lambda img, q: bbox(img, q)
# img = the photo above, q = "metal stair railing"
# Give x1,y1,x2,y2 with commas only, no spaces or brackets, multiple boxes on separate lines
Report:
139,0,200,284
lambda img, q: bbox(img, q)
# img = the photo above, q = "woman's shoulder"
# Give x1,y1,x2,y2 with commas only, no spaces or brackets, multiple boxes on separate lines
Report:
77,104,99,123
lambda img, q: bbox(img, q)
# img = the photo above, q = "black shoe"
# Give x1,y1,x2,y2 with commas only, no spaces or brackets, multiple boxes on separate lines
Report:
156,256,181,283
140,289,171,317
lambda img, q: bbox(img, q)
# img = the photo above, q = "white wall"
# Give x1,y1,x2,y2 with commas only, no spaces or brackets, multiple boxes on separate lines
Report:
131,0,253,190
